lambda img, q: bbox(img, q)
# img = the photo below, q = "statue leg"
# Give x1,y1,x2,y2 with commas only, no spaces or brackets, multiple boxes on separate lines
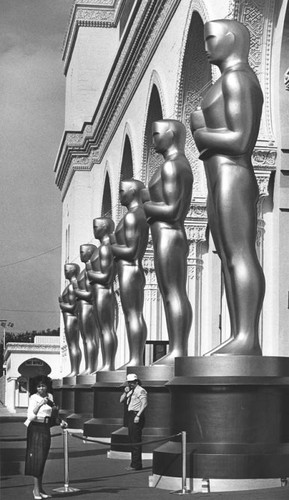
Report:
118,264,147,368
83,303,99,373
208,165,264,355
204,183,237,356
78,305,90,375
97,289,118,371
64,315,82,376
152,226,192,364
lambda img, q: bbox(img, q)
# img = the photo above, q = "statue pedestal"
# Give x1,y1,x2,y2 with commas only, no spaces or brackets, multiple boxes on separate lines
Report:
151,356,289,492
65,374,96,429
109,365,174,458
83,370,126,437
57,376,76,419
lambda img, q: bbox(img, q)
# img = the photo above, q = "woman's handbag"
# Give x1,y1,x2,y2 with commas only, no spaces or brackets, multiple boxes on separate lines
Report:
50,405,61,427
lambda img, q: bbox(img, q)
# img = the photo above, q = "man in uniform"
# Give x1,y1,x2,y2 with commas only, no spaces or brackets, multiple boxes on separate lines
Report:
120,373,148,470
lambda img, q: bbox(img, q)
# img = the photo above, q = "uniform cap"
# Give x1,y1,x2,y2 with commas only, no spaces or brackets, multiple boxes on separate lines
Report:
126,373,138,382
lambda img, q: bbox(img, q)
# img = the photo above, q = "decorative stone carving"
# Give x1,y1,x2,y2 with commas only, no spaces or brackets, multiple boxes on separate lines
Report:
233,0,275,143
56,1,183,194
284,68,289,91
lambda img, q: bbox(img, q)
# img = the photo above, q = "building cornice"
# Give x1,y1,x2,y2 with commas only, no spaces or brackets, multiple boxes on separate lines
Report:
4,343,60,361
63,0,124,75
54,0,181,198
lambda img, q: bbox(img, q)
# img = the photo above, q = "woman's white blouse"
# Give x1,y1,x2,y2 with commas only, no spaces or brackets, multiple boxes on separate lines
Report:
24,393,54,426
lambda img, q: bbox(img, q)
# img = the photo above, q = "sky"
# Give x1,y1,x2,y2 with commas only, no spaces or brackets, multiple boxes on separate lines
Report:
0,0,74,334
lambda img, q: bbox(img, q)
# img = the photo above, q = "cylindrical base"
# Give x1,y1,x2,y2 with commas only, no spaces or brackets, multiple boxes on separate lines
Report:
83,370,126,437
110,365,174,455
66,384,94,429
153,356,289,485
59,380,76,419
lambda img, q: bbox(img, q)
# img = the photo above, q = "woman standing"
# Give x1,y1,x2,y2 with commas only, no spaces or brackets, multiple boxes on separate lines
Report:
24,376,64,499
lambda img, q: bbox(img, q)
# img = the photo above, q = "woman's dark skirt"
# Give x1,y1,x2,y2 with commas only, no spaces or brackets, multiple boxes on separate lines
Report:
25,421,51,477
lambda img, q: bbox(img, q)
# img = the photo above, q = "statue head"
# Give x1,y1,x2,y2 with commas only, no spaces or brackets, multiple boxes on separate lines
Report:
93,217,115,240
204,20,250,67
152,119,186,154
119,178,146,207
64,262,80,280
80,243,97,263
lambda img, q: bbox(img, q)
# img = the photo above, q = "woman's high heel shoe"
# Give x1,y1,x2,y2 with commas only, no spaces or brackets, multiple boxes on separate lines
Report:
33,492,42,500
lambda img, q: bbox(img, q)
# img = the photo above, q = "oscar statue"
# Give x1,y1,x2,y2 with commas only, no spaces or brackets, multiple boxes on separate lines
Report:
190,19,265,355
111,179,149,367
143,119,193,365
71,244,100,375
86,217,118,371
59,263,81,377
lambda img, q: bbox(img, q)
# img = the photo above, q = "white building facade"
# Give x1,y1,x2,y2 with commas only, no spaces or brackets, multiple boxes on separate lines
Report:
4,336,61,412
54,0,289,371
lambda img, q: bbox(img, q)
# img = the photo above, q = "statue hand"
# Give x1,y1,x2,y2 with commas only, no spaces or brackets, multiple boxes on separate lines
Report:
141,188,150,203
110,233,116,245
71,277,78,289
190,108,205,132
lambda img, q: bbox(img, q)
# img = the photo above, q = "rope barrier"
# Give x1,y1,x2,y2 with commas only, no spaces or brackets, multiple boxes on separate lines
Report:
70,431,181,447
53,428,80,495
69,429,191,495
0,432,62,442
1,426,191,496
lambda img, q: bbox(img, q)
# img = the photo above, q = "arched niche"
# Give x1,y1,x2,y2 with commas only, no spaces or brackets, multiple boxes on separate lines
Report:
280,3,289,149
18,358,51,379
177,11,211,196
143,84,163,185
118,134,134,220
101,172,112,217
120,135,134,181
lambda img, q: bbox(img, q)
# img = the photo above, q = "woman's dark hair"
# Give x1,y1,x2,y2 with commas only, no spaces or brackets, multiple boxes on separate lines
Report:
30,375,52,394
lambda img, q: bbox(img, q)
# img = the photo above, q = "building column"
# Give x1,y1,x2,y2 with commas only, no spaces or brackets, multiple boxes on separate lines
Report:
143,244,163,344
185,200,208,356
6,377,17,413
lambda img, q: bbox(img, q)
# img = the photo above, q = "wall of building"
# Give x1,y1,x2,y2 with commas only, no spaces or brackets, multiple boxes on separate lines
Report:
55,0,289,372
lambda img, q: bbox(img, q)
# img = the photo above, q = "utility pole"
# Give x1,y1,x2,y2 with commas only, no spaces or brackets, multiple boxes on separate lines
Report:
1,320,15,351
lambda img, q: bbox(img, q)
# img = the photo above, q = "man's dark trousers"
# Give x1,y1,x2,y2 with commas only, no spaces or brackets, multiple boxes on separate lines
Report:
127,410,145,469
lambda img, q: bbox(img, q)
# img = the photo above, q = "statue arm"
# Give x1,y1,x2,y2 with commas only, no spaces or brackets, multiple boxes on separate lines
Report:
194,71,260,157
144,162,182,221
87,246,114,285
60,284,77,313
70,276,89,300
73,287,91,301
111,213,138,261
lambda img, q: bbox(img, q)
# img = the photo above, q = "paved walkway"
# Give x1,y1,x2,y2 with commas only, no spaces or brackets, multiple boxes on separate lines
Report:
1,406,289,500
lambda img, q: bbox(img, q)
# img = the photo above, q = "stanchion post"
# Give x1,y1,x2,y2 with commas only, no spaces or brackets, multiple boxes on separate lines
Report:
53,428,81,494
171,431,192,495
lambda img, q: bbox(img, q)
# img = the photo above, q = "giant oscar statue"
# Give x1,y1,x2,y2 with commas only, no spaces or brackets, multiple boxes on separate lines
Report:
143,119,193,364
190,19,265,355
59,263,81,377
71,244,100,375
86,217,118,371
111,179,149,367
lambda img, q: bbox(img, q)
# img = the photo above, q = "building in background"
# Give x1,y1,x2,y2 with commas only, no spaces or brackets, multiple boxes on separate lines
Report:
3,336,61,413
54,0,289,372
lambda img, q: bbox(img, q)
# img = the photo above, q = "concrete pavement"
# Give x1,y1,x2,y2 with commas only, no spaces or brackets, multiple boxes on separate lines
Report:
1,405,289,500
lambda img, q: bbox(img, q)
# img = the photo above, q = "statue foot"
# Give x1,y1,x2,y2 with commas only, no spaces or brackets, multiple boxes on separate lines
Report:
204,335,262,356
79,369,90,376
98,364,115,372
153,350,186,365
203,338,232,356
65,371,78,377
118,359,144,370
